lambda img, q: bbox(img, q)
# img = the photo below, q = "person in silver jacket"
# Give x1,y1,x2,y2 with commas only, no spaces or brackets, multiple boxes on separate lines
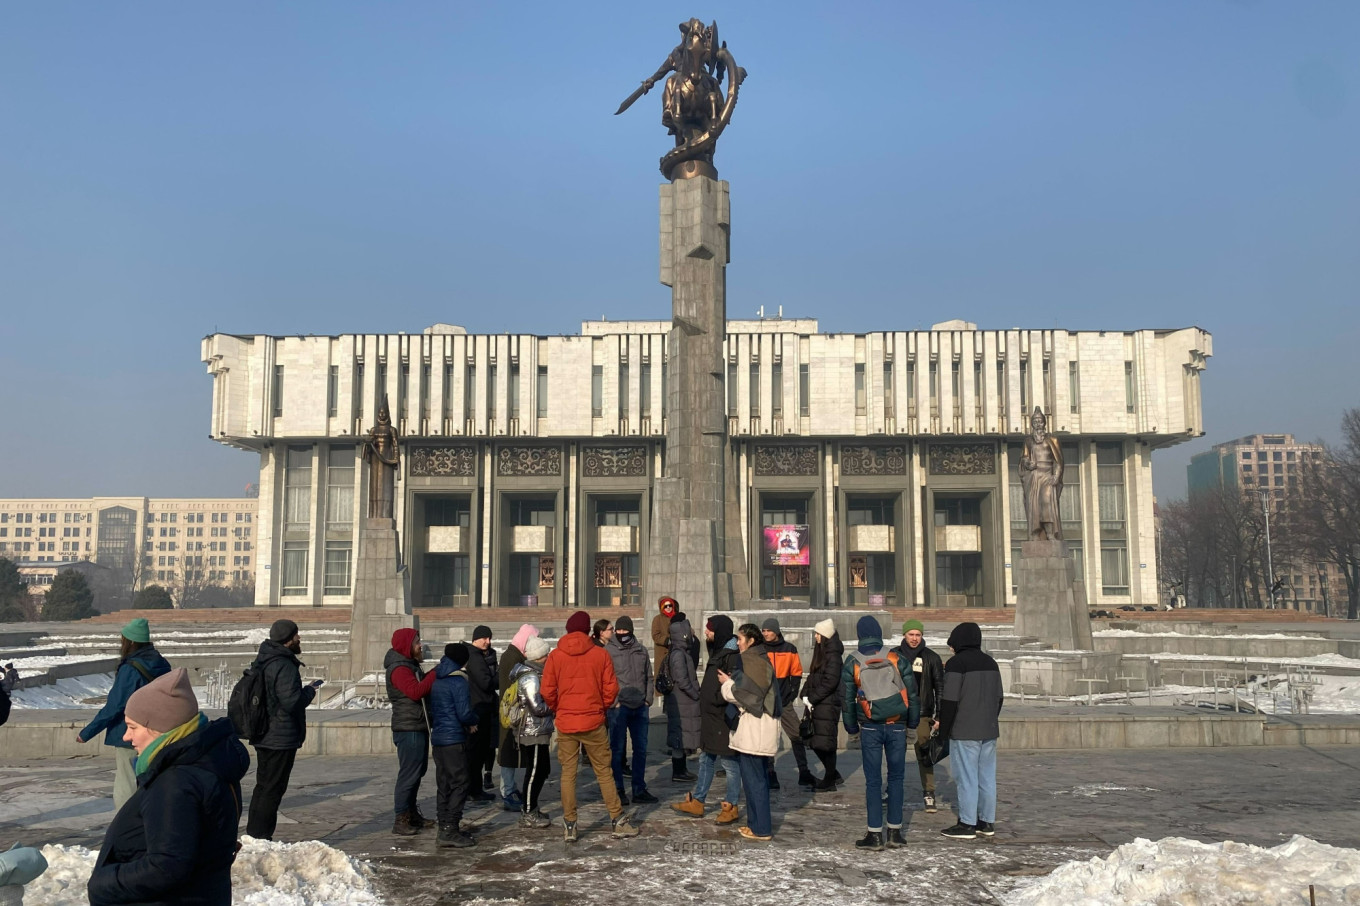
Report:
511,638,555,828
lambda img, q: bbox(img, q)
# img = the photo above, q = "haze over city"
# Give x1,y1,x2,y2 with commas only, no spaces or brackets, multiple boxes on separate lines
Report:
2,2,1355,501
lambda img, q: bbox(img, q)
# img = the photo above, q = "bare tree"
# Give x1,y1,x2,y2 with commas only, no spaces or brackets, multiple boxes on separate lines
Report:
1294,408,1360,619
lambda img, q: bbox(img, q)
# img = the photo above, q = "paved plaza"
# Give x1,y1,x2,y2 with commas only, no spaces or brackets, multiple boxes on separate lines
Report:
8,743,1360,904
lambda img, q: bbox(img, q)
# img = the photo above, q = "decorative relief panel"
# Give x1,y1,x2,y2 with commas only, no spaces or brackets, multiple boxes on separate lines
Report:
783,565,810,587
848,556,868,588
538,556,556,588
754,444,820,477
582,445,647,478
594,556,623,588
841,444,908,476
497,446,562,477
409,445,477,477
928,443,996,476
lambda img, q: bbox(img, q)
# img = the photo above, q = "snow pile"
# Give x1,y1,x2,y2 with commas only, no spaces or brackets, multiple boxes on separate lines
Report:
30,838,386,906
1006,834,1360,906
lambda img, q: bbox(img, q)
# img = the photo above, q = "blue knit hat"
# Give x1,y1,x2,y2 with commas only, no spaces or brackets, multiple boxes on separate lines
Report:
856,615,882,642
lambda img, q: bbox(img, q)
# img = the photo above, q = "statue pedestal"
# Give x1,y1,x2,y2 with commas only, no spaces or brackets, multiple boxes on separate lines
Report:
1014,540,1093,651
346,517,416,679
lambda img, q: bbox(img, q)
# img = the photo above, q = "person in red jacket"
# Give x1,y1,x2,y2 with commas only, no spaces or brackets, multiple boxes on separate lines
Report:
386,627,438,835
541,610,640,842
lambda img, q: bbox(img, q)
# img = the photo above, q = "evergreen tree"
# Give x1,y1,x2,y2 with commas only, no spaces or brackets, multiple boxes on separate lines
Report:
0,558,29,622
133,584,174,610
42,569,97,621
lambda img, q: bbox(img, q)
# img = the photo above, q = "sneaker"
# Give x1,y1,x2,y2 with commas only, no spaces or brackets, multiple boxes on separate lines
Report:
941,823,977,839
714,801,740,826
563,819,578,843
468,789,497,803
501,791,524,812
612,815,641,837
519,810,552,829
855,830,884,850
886,828,906,848
923,793,937,814
671,770,696,783
632,790,659,804
974,821,995,837
738,826,773,842
671,793,705,818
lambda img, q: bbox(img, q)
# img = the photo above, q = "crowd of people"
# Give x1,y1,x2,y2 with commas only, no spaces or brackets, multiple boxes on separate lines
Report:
8,603,1001,904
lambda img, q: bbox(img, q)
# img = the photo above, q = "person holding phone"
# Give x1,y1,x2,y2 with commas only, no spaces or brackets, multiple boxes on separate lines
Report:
244,619,318,840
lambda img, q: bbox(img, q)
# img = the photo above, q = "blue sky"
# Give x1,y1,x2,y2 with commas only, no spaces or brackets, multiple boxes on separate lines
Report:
2,2,1356,500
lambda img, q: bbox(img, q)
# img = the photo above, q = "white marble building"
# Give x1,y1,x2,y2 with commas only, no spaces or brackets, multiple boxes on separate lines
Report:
202,319,1211,611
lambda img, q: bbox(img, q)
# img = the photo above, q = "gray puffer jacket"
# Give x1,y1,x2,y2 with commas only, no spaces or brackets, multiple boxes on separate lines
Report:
511,661,555,745
605,633,652,709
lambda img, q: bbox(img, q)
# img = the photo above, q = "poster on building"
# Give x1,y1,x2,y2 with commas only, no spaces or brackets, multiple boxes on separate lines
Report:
763,524,811,566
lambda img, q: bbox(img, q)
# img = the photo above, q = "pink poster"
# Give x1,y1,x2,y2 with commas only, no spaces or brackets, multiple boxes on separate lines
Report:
763,524,811,566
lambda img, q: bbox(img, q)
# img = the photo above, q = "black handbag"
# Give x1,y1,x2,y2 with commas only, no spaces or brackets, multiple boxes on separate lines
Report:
798,705,815,742
926,730,950,765
654,657,674,696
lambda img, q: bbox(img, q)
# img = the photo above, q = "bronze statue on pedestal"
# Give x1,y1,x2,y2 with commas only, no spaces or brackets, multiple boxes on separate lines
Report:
1020,407,1064,541
364,398,400,520
615,18,747,181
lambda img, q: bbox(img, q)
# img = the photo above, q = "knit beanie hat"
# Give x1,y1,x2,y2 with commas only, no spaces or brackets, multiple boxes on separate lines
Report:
269,619,299,643
615,615,634,633
525,637,551,661
761,617,781,634
814,618,836,639
121,618,151,644
126,667,198,733
472,625,493,641
659,596,678,616
855,615,883,642
444,642,470,668
566,611,591,635
902,619,925,635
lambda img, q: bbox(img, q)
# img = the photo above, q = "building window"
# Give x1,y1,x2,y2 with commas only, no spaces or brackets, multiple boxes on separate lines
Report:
997,360,1008,419
906,361,917,417
592,365,604,418
398,363,409,420
619,363,629,419
929,361,938,416
325,446,355,533
1124,361,1136,413
1019,359,1029,413
354,362,365,421
1101,544,1130,595
327,365,339,417
323,542,352,595
798,363,810,417
442,363,453,422
272,365,284,417
1069,361,1080,414
727,362,738,417
284,446,312,534
1097,442,1126,533
464,364,475,421
420,363,431,422
281,540,309,596
771,363,783,418
536,366,549,419
486,364,497,422
882,363,892,419
749,362,760,417
854,363,866,415
640,362,652,417
509,364,520,420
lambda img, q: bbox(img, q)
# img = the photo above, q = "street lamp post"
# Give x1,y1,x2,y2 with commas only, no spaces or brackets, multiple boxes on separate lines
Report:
1260,489,1276,610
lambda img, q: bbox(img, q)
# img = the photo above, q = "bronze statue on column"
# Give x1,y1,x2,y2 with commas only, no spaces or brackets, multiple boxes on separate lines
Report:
1020,407,1064,540
364,397,400,520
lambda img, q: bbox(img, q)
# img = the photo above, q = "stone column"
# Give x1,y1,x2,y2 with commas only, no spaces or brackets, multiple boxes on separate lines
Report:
645,176,751,622
1014,540,1094,650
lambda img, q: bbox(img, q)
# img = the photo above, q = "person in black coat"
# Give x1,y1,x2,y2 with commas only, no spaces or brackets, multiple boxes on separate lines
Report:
246,619,319,839
800,619,844,792
898,619,946,812
88,668,249,906
465,626,499,800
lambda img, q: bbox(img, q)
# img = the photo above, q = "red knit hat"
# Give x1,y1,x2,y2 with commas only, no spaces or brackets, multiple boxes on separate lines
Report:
566,611,591,634
659,596,678,616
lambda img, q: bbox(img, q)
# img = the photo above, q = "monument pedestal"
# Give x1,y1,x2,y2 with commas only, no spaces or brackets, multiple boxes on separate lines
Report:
346,517,416,679
1014,539,1093,651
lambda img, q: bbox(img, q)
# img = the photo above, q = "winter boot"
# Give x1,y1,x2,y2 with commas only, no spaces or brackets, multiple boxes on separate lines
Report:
671,793,705,818
633,789,659,804
797,770,818,790
437,822,475,848
855,830,884,850
392,811,418,836
671,757,695,783
886,828,907,848
519,809,552,829
612,815,641,837
813,775,838,793
563,819,578,843
409,805,429,830
714,801,740,825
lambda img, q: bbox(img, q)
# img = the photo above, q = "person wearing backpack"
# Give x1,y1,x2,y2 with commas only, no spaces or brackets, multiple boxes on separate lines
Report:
842,615,918,850
937,621,1004,840
496,623,539,812
428,643,480,848
386,627,437,836
510,637,555,829
76,619,172,809
605,616,656,806
246,619,320,840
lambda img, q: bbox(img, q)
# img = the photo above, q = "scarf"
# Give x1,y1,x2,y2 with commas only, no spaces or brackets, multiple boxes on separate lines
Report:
135,712,208,776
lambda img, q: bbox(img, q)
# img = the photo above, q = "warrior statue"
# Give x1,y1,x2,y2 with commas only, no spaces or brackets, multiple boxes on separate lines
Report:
364,397,400,520
615,18,747,180
1019,407,1064,541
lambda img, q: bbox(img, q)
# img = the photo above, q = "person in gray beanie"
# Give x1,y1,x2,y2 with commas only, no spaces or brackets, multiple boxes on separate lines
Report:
245,619,321,839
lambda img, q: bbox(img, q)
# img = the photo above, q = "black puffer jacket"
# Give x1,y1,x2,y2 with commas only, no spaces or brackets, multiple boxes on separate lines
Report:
801,633,844,752
88,718,249,906
465,644,498,711
497,643,527,768
252,640,315,750
698,618,740,757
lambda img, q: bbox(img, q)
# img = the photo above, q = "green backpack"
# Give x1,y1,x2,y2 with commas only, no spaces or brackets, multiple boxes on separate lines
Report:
499,680,523,730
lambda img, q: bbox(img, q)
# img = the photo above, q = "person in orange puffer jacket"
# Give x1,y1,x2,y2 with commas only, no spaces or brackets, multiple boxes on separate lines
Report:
541,610,639,842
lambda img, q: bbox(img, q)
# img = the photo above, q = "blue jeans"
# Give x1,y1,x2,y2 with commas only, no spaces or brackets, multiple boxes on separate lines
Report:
392,731,430,816
738,752,773,837
608,705,651,796
692,751,743,805
951,738,997,826
859,722,909,830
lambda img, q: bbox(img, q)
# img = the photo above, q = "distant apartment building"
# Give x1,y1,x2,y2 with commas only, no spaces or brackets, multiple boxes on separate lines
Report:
0,496,257,603
1186,434,1341,613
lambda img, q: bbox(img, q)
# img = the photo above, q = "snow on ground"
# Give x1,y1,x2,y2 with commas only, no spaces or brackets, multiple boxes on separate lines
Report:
1005,834,1360,906
8,673,114,709
1120,651,1360,668
1094,628,1330,640
3,654,116,671
29,838,385,906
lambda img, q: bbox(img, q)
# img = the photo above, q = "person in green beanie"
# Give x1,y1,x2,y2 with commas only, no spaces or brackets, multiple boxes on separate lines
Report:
896,619,944,813
76,619,172,809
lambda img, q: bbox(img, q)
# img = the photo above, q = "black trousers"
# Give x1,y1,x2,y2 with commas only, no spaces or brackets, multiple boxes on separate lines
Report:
432,742,471,826
469,706,497,788
247,746,297,839
520,742,551,813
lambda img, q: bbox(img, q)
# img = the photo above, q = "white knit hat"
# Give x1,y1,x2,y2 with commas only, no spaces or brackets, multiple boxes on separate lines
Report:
814,618,836,639
525,637,551,661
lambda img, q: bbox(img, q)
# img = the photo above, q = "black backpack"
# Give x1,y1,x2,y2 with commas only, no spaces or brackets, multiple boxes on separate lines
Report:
227,664,271,743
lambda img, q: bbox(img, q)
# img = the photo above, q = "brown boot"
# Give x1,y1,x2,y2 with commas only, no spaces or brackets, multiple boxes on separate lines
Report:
714,801,740,825
392,811,418,836
670,793,705,818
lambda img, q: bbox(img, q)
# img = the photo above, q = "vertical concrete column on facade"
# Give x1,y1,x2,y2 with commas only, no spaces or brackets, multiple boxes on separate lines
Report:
566,444,577,607
911,442,927,606
480,445,494,606
824,445,837,604
253,447,277,605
